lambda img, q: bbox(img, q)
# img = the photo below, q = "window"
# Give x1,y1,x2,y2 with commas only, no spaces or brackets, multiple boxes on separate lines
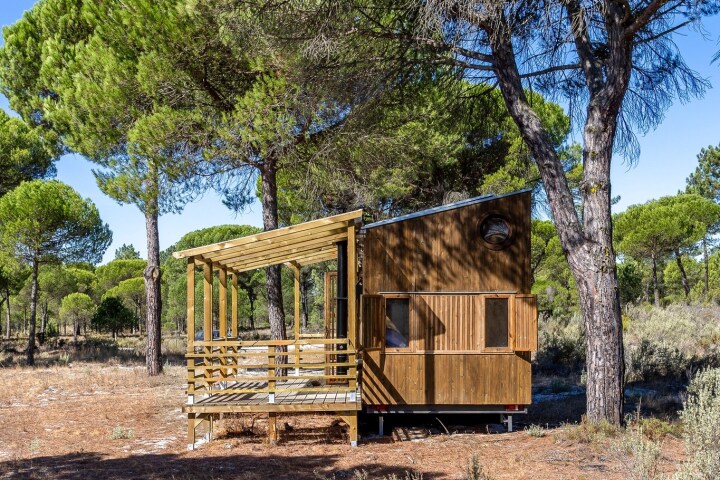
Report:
485,297,509,348
385,297,410,348
479,214,512,250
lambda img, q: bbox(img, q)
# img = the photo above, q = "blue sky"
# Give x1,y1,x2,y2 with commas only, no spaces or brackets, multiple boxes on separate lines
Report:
1,2,719,264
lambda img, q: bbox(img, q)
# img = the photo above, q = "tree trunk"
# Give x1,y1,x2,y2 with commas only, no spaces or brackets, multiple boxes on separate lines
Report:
651,255,661,307
27,258,39,366
675,250,691,299
39,300,48,345
248,293,256,330
73,319,78,344
261,159,287,342
4,289,10,340
487,15,625,425
703,236,709,298
301,274,309,330
144,172,163,376
260,158,287,374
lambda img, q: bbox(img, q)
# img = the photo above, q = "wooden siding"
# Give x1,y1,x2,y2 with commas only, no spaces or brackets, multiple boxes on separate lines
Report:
361,294,385,350
362,350,532,405
514,295,538,351
416,294,482,351
363,191,531,294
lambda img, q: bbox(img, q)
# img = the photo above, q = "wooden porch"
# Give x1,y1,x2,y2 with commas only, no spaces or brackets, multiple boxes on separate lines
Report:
173,211,363,448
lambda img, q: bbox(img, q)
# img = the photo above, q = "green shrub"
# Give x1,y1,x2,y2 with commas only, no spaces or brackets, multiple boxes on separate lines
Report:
614,425,662,480
110,426,134,440
465,454,492,480
556,418,620,444
624,305,720,382
527,424,546,438
535,314,585,372
674,368,720,480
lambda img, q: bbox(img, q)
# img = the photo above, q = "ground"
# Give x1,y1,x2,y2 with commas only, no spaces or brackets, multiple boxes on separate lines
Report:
0,360,687,480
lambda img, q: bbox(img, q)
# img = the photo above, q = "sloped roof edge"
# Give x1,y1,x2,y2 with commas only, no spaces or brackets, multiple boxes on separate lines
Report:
360,189,532,231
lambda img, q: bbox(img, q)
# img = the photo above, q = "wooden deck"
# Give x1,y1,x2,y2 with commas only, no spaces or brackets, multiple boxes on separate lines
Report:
185,378,361,413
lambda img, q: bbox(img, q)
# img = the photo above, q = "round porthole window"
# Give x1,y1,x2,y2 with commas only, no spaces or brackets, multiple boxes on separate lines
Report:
479,214,512,250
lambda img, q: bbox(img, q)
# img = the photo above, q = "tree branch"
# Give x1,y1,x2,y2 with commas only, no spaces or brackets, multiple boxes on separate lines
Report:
624,0,670,41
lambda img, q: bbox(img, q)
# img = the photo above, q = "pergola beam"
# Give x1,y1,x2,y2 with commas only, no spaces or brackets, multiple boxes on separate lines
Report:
224,247,338,272
172,210,362,259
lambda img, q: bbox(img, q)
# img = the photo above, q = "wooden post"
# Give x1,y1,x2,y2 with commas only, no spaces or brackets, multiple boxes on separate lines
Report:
231,272,239,375
268,412,278,445
291,263,301,341
203,260,213,340
219,267,228,379
268,345,276,404
341,413,358,447
187,258,196,402
187,258,196,351
203,260,213,382
347,224,357,348
231,272,238,338
219,267,227,338
187,412,196,449
347,223,358,397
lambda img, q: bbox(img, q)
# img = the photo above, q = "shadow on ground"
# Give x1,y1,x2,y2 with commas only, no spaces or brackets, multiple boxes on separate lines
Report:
0,451,439,480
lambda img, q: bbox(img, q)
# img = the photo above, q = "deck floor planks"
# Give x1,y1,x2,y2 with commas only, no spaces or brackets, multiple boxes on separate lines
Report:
189,378,359,412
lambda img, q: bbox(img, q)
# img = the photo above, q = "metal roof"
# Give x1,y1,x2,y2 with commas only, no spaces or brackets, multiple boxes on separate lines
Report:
361,189,532,231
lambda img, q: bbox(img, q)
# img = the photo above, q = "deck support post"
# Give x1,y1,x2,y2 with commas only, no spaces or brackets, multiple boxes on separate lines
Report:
268,412,278,445
378,415,384,436
340,413,358,447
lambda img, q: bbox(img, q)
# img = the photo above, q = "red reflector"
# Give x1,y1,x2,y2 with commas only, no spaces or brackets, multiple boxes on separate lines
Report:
375,405,389,412
504,404,521,411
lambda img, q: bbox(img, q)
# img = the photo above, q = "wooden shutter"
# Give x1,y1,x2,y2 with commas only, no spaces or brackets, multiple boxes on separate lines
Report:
513,295,538,351
361,294,385,350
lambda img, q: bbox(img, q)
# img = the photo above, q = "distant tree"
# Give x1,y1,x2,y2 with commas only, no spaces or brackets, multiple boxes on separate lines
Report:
162,225,263,332
104,277,145,333
0,110,58,198
617,259,645,306
95,259,146,295
0,180,111,365
664,256,703,303
59,292,95,343
37,264,96,341
0,252,29,339
92,297,135,339
615,194,720,306
114,244,141,261
0,0,207,375
686,144,720,297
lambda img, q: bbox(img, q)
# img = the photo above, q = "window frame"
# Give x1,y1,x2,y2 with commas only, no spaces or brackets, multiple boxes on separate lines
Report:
383,294,413,352
478,213,514,251
482,294,514,353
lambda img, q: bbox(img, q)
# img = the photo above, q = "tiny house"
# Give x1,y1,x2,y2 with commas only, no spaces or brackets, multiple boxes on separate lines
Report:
358,190,537,430
175,189,536,447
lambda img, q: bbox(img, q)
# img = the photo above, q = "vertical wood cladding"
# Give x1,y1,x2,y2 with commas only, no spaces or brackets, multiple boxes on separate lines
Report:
360,191,535,406
363,191,531,295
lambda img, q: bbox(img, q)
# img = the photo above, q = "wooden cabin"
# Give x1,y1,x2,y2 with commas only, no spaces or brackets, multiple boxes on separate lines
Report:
173,190,536,448
358,190,537,433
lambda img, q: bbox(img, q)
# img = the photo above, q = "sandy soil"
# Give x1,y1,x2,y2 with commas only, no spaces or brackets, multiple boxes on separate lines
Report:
0,364,686,479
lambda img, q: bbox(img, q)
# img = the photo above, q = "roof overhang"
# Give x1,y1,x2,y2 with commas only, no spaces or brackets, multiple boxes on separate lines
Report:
172,210,363,273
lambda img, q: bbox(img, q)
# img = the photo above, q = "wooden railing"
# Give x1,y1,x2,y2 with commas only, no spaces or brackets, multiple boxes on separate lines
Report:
186,338,359,402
